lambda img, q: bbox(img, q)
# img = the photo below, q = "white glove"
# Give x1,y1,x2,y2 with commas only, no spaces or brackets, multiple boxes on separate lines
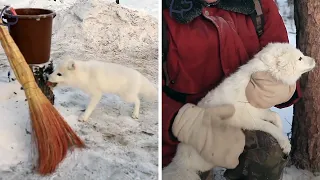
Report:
172,103,245,168
246,71,296,109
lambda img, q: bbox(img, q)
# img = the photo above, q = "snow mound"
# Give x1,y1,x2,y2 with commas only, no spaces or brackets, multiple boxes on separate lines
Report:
51,0,158,80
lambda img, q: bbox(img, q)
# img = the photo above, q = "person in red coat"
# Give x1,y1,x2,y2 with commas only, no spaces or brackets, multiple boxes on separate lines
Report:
162,0,301,179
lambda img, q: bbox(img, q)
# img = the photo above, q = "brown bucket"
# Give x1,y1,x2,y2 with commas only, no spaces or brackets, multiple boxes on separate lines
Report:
3,8,56,64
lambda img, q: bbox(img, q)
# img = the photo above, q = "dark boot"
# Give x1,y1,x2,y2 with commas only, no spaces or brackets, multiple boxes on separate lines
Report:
224,131,289,180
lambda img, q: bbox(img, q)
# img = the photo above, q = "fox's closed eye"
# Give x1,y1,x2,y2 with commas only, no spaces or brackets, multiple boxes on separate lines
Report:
57,73,62,76
299,57,302,61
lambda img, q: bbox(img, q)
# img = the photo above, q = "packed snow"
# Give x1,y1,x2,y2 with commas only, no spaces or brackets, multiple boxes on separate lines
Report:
0,0,158,179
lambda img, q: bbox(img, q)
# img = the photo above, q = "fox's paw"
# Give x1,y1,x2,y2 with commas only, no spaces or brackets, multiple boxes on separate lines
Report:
78,114,88,122
279,138,291,154
131,113,139,120
271,112,283,130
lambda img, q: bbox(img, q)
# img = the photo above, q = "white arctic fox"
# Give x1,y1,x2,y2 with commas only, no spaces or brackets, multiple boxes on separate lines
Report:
162,43,316,180
48,58,157,121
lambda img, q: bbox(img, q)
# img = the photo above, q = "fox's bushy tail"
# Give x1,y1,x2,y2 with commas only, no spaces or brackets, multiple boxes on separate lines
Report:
139,75,157,101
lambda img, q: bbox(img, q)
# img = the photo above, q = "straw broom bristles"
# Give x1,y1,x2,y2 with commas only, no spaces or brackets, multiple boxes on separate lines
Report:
0,22,85,174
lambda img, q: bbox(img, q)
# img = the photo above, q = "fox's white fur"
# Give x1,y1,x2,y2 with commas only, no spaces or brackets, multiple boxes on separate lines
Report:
48,58,157,121
162,43,316,180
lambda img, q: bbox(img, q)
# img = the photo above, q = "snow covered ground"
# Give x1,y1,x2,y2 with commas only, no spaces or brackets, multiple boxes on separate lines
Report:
0,0,158,179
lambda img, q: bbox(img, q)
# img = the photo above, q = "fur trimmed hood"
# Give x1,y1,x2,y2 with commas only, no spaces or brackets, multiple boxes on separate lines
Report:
164,0,257,23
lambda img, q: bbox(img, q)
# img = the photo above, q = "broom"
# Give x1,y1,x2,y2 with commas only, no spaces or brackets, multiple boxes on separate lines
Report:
0,19,85,174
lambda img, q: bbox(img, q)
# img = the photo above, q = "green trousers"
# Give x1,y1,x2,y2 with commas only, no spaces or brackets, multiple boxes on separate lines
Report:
200,131,289,180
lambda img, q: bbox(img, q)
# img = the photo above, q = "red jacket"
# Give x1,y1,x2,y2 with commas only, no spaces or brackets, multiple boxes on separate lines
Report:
162,0,302,167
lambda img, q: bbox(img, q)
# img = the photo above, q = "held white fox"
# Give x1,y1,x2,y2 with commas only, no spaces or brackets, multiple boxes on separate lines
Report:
163,43,316,180
48,58,157,121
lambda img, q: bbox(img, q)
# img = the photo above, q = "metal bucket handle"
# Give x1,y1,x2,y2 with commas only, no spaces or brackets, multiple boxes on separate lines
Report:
0,6,18,27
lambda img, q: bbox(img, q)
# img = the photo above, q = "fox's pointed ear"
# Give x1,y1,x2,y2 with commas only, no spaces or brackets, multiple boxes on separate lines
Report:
67,60,76,70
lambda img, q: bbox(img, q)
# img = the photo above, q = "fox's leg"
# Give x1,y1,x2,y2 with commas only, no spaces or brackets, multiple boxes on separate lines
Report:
78,93,102,122
232,104,285,139
260,109,283,130
127,96,140,119
121,93,140,119
240,119,291,154
132,97,140,119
